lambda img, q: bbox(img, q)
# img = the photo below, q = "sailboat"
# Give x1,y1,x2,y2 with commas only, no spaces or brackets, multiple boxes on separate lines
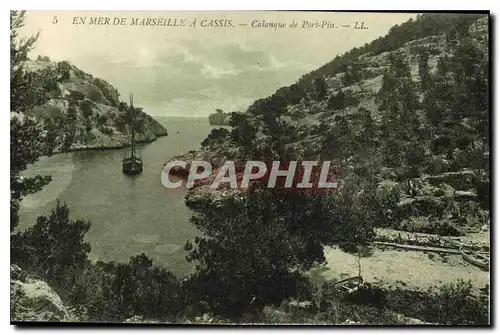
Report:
122,93,143,175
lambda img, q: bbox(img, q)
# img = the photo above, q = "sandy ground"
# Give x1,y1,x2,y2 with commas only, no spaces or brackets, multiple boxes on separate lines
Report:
320,246,489,291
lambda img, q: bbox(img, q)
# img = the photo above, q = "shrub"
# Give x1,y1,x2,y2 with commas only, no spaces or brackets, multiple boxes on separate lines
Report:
69,254,186,322
68,91,85,105
11,200,91,288
327,89,360,110
99,125,114,135
426,280,489,325
185,190,318,318
201,128,230,148
433,188,446,197
80,100,94,118
345,283,386,307
96,113,108,126
385,281,489,325
12,202,187,323
184,175,377,318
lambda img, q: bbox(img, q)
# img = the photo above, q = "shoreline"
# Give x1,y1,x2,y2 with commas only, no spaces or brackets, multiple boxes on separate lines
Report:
51,133,168,155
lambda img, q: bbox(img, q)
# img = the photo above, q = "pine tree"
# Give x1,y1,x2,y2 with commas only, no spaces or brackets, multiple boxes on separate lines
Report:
418,49,431,91
10,11,74,230
377,53,422,175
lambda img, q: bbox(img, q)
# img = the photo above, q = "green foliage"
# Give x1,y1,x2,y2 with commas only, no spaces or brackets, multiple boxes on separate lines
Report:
55,61,71,81
327,89,359,110
10,116,52,231
11,59,66,112
418,49,431,90
12,200,186,322
185,190,322,317
116,106,146,134
385,281,489,325
100,126,114,135
341,62,363,87
201,127,230,148
79,100,94,118
93,77,120,107
257,279,489,325
321,114,356,160
11,11,38,112
96,113,108,126
423,24,489,172
118,101,128,112
68,91,85,105
363,184,401,228
313,76,327,101
9,12,490,325
97,113,113,135
228,112,257,149
302,13,485,83
10,12,77,231
10,117,43,175
476,180,490,210
11,12,69,113
69,254,186,322
376,52,428,181
8,10,198,324
12,200,91,288
184,182,376,318
427,280,489,325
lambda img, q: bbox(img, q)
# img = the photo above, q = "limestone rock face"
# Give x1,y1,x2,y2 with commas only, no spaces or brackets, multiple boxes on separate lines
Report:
18,60,168,152
10,266,75,322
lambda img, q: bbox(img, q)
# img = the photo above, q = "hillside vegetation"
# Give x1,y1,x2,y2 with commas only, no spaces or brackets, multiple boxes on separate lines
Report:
208,109,231,125
191,13,489,235
174,12,490,323
12,58,167,153
11,12,490,325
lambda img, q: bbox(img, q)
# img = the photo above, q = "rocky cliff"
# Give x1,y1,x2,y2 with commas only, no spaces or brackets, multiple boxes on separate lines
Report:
10,265,77,322
19,59,168,152
171,14,489,235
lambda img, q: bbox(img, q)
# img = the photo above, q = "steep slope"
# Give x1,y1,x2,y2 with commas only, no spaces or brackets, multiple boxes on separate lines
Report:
174,14,489,235
18,59,168,152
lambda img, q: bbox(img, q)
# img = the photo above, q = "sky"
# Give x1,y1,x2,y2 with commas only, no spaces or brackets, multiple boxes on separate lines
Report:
20,11,417,116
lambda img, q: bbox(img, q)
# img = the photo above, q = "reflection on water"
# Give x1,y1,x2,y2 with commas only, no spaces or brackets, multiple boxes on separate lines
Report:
19,117,213,277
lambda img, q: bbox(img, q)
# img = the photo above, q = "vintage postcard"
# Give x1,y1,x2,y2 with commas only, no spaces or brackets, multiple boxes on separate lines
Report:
10,10,490,325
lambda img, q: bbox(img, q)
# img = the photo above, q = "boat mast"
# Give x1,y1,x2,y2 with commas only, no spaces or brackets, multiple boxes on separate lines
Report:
130,93,135,159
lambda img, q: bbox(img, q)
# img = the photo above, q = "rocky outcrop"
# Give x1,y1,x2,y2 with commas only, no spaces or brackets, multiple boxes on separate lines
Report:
10,265,76,322
19,60,168,152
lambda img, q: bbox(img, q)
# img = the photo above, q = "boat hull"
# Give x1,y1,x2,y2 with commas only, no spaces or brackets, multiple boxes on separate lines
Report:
122,158,143,175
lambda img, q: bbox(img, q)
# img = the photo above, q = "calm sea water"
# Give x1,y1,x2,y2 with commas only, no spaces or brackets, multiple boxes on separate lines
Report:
19,117,217,277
